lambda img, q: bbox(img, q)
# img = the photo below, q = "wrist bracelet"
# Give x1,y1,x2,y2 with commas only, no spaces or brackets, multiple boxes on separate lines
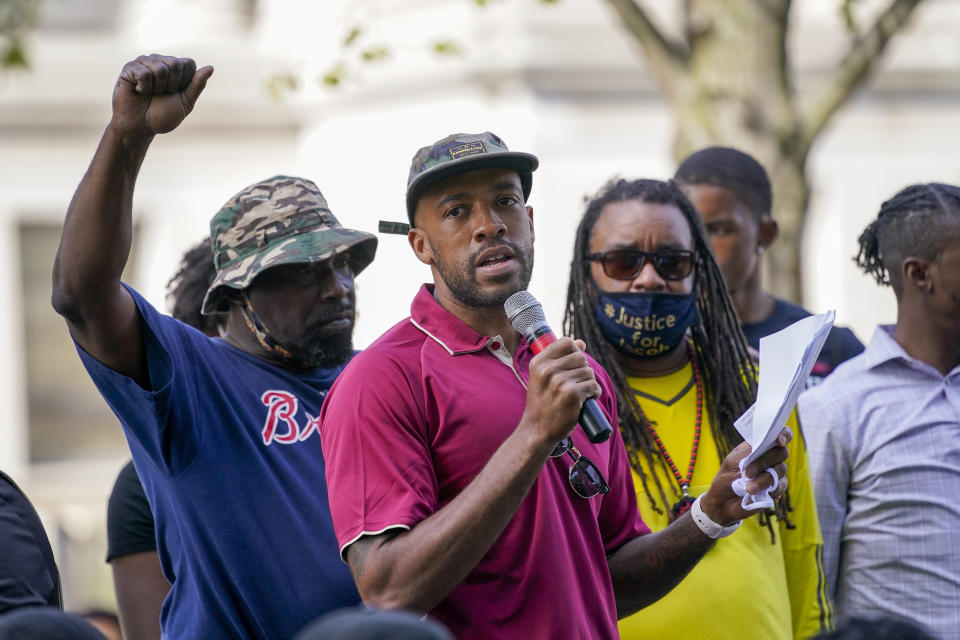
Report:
691,495,742,539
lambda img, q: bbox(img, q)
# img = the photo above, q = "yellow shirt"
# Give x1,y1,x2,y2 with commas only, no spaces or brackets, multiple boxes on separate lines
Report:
617,363,832,640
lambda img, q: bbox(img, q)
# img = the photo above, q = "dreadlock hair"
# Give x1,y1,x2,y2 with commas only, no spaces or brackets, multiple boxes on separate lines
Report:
166,239,220,336
674,146,772,220
855,183,960,296
564,178,792,538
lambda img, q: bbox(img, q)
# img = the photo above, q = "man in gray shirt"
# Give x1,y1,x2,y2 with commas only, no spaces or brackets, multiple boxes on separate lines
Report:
799,183,960,639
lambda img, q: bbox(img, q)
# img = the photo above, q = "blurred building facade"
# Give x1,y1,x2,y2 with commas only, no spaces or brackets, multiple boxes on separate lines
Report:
1,0,958,610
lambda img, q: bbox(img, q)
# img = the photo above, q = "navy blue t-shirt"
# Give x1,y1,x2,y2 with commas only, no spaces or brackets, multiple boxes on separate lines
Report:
77,286,359,639
742,297,865,387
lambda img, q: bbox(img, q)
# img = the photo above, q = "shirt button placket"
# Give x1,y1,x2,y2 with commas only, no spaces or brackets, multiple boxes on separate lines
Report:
945,375,960,418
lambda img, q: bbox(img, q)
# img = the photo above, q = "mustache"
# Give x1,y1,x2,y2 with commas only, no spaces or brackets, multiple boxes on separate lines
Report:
313,302,355,325
469,241,522,267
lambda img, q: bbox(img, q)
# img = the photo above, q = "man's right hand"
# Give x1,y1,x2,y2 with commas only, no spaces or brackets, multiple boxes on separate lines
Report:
521,337,602,448
110,54,213,140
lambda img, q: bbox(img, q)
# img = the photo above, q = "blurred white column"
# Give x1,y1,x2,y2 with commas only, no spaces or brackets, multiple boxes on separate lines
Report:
0,217,28,480
127,0,251,45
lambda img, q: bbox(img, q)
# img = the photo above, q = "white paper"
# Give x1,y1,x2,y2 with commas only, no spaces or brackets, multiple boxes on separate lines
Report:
730,310,835,510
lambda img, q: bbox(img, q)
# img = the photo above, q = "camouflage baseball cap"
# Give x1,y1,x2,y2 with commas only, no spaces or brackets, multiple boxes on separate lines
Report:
405,132,539,225
201,175,377,315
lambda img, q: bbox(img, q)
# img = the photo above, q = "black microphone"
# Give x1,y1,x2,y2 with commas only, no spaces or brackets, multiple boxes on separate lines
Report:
504,291,613,444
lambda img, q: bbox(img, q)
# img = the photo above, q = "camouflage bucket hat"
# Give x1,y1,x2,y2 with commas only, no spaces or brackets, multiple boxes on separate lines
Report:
405,132,539,226
201,175,378,315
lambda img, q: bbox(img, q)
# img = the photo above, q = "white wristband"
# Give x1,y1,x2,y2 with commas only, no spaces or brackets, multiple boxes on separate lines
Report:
691,495,742,539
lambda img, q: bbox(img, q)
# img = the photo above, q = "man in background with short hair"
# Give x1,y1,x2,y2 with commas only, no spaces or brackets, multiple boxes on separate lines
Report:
675,146,863,385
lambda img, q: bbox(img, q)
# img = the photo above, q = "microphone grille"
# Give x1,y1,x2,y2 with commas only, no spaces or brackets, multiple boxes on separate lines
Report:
504,290,546,336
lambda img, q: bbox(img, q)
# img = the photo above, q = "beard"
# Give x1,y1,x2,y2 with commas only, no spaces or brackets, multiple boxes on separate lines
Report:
283,303,356,369
244,298,356,370
429,239,535,308
291,326,354,369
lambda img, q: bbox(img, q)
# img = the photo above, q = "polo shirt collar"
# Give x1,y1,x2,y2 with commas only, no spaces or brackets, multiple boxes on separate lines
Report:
409,283,505,355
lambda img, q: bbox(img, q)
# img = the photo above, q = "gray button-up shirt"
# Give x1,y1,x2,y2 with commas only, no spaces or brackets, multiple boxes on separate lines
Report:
798,325,960,639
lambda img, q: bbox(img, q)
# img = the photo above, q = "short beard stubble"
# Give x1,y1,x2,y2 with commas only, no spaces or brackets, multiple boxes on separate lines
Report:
429,239,535,308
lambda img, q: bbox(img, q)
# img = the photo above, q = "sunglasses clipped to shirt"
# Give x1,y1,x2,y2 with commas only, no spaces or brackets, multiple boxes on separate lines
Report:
586,249,696,282
551,437,610,499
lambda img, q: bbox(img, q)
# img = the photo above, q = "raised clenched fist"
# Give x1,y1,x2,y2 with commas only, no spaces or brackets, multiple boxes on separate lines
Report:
110,54,213,139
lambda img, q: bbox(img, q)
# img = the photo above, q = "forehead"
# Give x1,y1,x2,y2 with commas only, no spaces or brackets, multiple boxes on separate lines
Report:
253,255,340,281
416,168,522,210
681,183,755,222
589,199,692,252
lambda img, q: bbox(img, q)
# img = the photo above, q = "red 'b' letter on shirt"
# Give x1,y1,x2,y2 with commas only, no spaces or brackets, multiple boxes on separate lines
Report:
261,390,300,445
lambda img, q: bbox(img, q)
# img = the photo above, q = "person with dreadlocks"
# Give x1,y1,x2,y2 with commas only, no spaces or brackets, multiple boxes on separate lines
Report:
674,147,864,386
165,238,221,336
564,178,831,639
798,183,960,640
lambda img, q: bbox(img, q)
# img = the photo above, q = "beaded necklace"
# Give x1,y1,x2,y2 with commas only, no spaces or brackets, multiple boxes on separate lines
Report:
637,340,703,519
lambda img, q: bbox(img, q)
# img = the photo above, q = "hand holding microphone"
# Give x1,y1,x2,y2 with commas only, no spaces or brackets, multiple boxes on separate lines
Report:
505,291,613,444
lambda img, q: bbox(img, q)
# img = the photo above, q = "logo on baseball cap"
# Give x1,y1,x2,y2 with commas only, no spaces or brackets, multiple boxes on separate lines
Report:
400,131,539,229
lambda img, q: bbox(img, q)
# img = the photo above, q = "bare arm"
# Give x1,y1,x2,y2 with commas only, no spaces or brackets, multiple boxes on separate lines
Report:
110,551,169,640
51,54,212,386
345,338,600,613
608,512,713,615
609,430,792,617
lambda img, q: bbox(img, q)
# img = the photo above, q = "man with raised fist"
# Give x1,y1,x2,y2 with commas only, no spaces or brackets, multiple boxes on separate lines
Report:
52,55,376,639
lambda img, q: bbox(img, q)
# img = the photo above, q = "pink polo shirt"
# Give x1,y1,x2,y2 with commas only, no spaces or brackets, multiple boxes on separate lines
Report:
320,284,649,640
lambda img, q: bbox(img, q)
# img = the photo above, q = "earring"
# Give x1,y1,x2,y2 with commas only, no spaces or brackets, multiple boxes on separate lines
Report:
756,246,765,255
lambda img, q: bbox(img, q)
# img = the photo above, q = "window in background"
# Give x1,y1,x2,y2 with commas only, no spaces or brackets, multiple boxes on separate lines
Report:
20,221,136,463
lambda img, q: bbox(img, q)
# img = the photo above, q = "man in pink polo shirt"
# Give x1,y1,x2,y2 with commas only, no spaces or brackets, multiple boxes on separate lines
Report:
319,133,790,639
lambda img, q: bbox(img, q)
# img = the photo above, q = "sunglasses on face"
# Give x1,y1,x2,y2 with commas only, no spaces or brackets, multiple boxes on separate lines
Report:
551,437,610,499
586,249,696,281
